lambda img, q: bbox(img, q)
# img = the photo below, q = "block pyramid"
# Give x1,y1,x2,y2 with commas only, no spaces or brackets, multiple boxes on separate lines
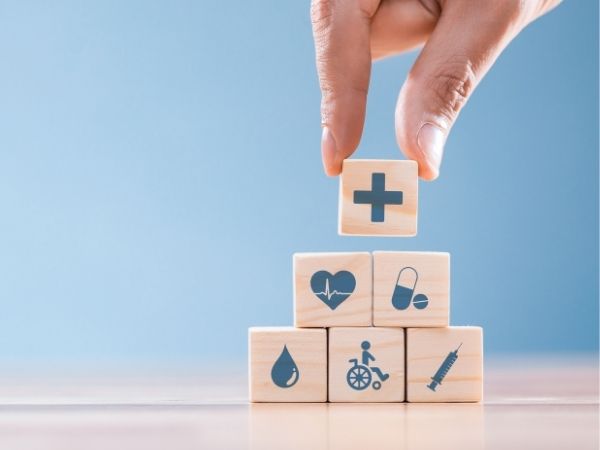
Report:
249,159,483,403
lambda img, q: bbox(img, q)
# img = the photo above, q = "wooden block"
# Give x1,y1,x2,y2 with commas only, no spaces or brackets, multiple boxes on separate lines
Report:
406,326,483,402
373,251,450,327
249,327,327,402
293,252,372,327
328,327,405,402
338,159,418,236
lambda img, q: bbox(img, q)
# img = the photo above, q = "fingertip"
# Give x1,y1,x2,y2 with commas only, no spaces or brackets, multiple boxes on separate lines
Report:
321,126,342,177
398,121,446,182
418,163,439,181
397,145,440,181
322,154,342,177
416,122,445,177
324,164,342,177
401,150,439,181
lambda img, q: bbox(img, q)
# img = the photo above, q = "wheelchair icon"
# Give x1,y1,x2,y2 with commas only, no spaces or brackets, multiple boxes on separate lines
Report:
347,359,382,390
346,341,389,391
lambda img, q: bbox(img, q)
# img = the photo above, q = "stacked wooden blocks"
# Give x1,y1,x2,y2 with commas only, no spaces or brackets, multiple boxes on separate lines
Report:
249,160,483,403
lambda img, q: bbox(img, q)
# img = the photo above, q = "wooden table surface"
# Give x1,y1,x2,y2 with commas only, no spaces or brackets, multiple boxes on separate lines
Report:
0,355,597,450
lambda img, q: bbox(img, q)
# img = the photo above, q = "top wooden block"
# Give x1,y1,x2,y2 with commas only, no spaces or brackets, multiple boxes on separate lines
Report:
338,159,418,237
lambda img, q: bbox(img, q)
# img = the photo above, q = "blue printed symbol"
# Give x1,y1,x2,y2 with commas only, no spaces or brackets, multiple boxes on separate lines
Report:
427,343,462,392
310,270,356,310
353,173,403,222
391,267,429,310
271,345,300,388
346,341,389,391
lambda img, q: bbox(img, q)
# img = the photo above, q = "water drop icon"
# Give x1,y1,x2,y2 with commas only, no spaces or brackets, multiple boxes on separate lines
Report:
271,345,300,388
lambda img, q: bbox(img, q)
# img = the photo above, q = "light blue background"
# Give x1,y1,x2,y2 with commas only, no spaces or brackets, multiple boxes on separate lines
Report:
0,1,597,365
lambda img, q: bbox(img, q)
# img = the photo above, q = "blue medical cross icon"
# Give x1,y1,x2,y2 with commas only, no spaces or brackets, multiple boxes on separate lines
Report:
353,173,403,222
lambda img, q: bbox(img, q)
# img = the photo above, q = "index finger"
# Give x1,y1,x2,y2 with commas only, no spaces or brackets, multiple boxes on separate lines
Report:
311,0,379,176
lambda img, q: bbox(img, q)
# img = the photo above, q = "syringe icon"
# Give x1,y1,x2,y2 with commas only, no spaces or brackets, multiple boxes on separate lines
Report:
427,343,463,392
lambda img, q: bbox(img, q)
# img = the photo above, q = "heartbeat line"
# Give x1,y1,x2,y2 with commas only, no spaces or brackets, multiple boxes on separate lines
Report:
314,278,352,300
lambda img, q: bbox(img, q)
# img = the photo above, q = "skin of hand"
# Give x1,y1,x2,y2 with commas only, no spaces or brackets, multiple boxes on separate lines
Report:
311,0,562,179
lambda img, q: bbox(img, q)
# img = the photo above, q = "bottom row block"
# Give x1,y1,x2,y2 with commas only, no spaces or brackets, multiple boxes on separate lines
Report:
329,327,405,402
249,326,483,403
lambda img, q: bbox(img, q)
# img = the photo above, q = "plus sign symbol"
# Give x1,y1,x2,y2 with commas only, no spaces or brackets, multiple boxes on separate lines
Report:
353,173,403,223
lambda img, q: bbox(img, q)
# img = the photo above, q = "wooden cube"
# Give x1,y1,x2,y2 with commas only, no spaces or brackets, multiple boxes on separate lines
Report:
294,252,372,327
329,327,405,402
373,251,450,327
338,159,418,236
249,327,327,402
406,326,483,402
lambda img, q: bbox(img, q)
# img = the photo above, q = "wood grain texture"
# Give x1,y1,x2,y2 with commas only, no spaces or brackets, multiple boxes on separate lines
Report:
407,326,483,402
373,251,450,327
329,327,405,402
293,252,372,327
249,327,326,402
338,159,418,236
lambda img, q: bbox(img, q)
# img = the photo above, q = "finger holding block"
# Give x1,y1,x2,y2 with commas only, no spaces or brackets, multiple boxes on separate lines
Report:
406,326,483,403
249,327,327,402
294,252,372,327
339,159,418,236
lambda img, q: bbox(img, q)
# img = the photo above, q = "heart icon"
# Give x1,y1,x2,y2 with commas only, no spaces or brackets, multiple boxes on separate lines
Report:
310,270,356,310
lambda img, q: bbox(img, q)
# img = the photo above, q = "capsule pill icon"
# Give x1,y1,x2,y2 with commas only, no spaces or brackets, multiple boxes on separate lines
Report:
391,267,429,310
392,267,417,310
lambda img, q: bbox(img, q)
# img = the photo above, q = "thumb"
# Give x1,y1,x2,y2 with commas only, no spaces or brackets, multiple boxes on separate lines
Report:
395,2,526,180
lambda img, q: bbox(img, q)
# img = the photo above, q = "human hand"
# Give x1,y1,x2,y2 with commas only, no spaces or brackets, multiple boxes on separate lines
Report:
311,0,561,179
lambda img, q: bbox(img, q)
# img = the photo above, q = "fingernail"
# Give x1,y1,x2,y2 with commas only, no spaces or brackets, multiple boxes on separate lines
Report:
417,123,446,179
321,126,339,176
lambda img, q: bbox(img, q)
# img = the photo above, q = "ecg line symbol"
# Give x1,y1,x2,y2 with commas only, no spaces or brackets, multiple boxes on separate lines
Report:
310,270,356,310
314,278,353,301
